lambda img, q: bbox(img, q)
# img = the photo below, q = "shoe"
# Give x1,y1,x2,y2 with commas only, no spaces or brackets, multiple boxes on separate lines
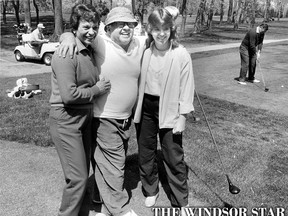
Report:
181,204,189,216
238,81,247,85
145,193,159,207
129,210,138,216
248,79,260,83
95,213,106,216
122,209,138,216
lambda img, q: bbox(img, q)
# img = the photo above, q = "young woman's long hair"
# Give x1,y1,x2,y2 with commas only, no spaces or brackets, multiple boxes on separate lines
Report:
145,8,179,49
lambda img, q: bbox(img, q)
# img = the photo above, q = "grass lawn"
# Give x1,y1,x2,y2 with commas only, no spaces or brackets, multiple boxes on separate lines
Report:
0,73,53,146
1,12,288,214
1,72,288,211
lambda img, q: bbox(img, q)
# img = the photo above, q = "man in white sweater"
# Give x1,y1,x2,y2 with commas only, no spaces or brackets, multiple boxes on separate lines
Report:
59,7,146,216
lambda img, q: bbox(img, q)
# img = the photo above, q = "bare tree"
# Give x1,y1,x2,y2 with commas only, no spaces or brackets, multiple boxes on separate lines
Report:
2,0,9,24
51,0,63,41
33,0,39,24
193,0,207,33
11,0,20,25
132,0,135,13
250,0,256,27
234,0,244,29
219,0,224,24
240,0,248,24
264,0,271,21
24,0,31,27
179,0,187,37
275,0,283,21
207,0,215,29
11,0,21,24
227,0,233,23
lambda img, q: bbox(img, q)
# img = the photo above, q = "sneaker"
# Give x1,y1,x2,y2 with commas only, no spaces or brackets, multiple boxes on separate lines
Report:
122,209,138,216
145,193,159,207
129,210,138,216
181,204,189,216
238,81,247,85
248,79,260,83
95,213,106,216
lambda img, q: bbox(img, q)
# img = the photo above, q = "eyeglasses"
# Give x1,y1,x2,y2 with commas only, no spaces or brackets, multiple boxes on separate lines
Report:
114,22,136,29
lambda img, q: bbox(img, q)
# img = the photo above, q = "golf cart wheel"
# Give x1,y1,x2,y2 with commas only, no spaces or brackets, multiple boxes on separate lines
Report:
43,53,53,66
15,50,24,61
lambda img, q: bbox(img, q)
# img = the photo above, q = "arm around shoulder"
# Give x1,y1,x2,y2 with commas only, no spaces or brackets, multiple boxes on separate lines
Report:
58,32,77,58
59,32,75,43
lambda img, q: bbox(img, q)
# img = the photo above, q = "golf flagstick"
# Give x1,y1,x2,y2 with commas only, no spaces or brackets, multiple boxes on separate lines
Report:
194,90,240,194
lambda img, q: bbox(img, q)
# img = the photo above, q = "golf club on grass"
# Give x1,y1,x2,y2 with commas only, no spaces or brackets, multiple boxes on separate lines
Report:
186,165,234,209
257,60,269,92
195,90,240,195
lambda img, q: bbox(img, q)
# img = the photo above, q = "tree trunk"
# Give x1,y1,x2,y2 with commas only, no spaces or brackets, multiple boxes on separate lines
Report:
207,0,215,30
201,6,206,25
180,0,187,37
250,0,256,27
277,2,282,21
110,0,113,9
33,0,39,24
277,9,280,21
131,0,135,14
240,0,248,24
11,0,21,25
193,0,206,33
264,0,271,22
219,0,224,24
227,0,233,23
51,0,64,42
24,0,32,27
234,0,244,29
2,0,8,24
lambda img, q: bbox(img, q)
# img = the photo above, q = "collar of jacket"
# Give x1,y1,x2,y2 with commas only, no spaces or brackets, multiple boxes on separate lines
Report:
75,37,95,54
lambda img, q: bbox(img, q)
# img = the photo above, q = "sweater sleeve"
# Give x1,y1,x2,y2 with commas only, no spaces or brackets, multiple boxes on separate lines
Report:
51,54,100,105
257,33,265,51
249,30,257,55
179,49,195,114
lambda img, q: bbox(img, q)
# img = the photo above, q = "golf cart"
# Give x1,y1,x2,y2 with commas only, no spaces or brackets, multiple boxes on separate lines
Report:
14,33,59,66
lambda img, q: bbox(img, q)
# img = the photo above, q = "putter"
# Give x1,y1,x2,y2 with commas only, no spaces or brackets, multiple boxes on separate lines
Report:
257,60,269,92
195,90,240,195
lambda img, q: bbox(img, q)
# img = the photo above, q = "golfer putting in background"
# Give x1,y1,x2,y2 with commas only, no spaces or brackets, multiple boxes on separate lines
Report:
238,23,268,85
